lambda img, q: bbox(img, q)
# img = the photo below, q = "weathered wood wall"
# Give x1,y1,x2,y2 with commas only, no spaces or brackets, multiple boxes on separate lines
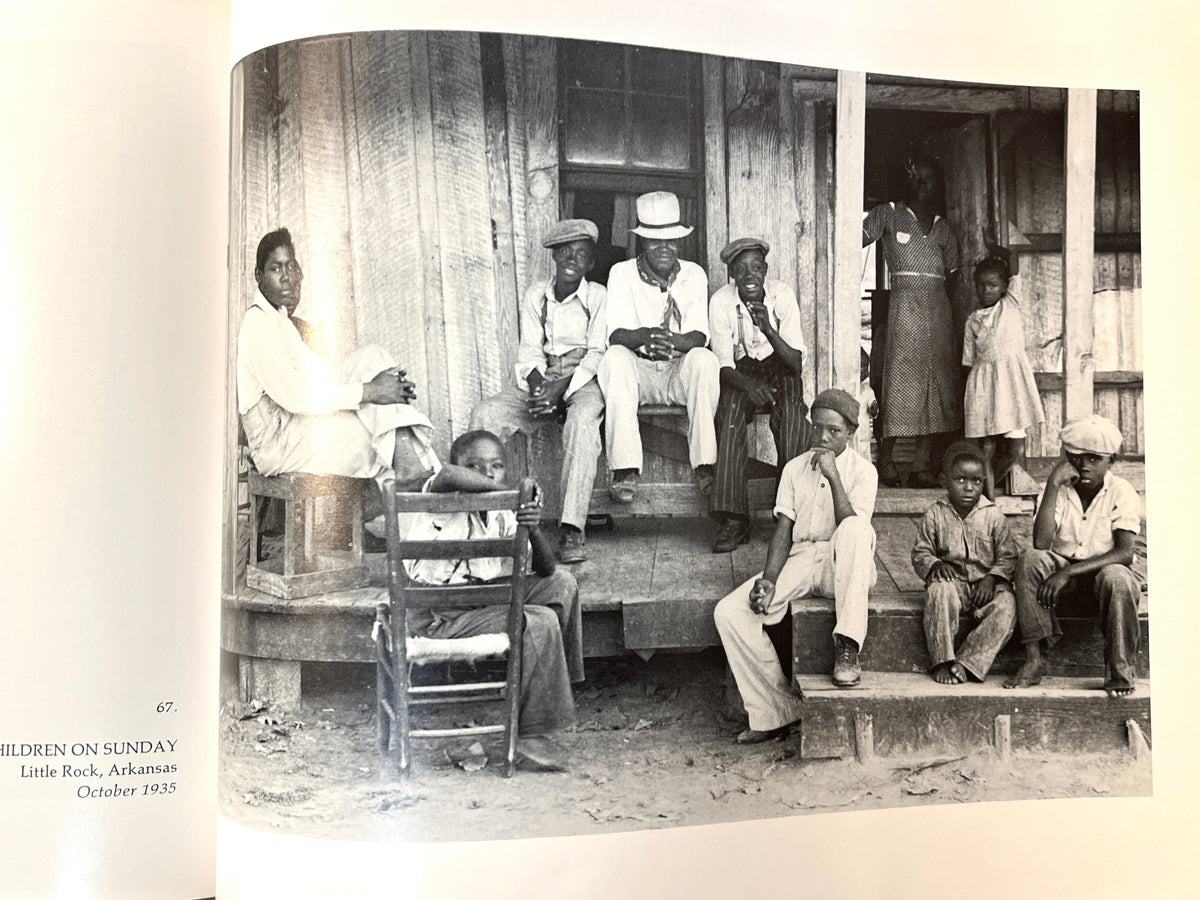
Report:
236,33,554,462
1000,92,1142,456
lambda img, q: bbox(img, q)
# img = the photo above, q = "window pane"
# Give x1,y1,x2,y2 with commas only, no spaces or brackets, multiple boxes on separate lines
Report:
562,40,624,90
630,47,690,96
630,95,691,170
563,89,627,166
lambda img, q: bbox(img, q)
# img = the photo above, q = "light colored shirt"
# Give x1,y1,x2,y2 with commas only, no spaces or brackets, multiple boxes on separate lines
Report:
236,297,363,415
774,447,878,544
605,257,710,340
514,278,608,399
911,497,1018,585
708,280,807,370
400,488,518,586
1037,471,1142,561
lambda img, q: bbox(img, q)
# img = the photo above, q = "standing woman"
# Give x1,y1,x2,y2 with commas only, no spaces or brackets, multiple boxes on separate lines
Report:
862,155,962,487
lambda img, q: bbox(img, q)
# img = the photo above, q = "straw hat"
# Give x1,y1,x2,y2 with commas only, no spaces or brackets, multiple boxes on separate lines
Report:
630,191,694,240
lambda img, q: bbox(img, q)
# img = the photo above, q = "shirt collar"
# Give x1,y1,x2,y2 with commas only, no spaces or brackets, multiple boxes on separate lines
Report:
545,277,590,306
936,495,994,518
251,295,290,318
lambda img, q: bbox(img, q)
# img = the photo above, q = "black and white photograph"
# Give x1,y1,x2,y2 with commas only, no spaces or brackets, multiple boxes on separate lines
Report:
218,28,1149,842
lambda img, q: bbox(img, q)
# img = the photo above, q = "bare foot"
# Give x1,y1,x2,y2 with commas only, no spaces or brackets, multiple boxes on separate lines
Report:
1003,660,1042,689
1106,685,1135,698
931,661,966,684
516,735,568,772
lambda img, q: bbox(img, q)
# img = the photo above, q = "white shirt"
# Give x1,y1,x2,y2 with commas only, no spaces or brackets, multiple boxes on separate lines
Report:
1038,471,1142,561
708,279,806,370
605,257,710,339
514,278,608,398
236,297,363,415
774,447,878,544
400,498,518,586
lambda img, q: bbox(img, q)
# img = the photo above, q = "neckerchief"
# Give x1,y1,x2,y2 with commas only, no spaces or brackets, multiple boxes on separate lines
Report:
636,255,682,332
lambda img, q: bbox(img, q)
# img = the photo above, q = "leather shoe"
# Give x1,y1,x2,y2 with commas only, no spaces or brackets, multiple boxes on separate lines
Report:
609,471,638,503
735,723,793,744
832,636,861,687
712,518,751,553
558,527,586,564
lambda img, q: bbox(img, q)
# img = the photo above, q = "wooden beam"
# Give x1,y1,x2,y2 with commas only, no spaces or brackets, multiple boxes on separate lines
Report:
833,71,866,450
702,55,728,297
1018,232,1140,253
1063,89,1098,422
794,94,818,405
792,79,1019,114
1035,370,1143,391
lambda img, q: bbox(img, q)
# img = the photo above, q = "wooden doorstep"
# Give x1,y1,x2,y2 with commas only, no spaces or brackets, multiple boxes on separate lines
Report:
794,671,1151,759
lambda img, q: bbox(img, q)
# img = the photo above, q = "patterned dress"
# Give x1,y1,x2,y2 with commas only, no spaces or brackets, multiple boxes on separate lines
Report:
962,293,1045,438
862,202,962,438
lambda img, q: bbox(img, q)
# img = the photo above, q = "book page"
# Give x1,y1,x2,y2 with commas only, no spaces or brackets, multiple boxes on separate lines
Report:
219,0,1197,896
0,2,229,897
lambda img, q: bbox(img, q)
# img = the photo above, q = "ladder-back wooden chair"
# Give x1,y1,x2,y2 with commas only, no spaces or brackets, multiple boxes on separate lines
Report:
374,477,535,777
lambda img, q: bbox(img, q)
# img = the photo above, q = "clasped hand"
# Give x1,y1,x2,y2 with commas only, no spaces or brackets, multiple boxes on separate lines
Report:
527,377,568,417
644,328,676,360
748,577,776,615
516,483,543,527
364,367,416,405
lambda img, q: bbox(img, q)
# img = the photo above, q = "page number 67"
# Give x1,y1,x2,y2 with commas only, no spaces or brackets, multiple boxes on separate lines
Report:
156,701,175,713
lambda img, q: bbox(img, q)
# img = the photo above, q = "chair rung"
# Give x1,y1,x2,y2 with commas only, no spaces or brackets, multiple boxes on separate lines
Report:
378,698,397,723
409,681,506,695
411,724,505,738
409,693,505,706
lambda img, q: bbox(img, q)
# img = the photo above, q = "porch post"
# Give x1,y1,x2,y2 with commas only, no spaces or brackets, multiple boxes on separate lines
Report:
1063,88,1097,422
833,70,866,450
702,56,728,297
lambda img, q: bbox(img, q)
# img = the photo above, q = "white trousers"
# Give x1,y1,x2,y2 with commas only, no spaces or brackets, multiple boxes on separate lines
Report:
470,381,604,531
597,345,720,471
714,516,877,730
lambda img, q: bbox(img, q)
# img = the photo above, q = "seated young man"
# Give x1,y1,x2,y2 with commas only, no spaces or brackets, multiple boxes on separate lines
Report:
708,237,810,553
237,228,438,493
714,390,877,744
912,442,1018,684
470,219,607,564
401,430,584,769
598,191,720,502
1004,415,1143,697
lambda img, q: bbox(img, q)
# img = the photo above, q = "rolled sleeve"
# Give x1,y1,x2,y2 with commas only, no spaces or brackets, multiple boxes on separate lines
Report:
773,457,800,522
862,203,891,247
1111,480,1143,535
675,266,711,338
845,462,879,521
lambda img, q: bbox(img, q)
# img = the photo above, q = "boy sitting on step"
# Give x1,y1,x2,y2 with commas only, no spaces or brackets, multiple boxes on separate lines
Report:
400,429,585,770
912,442,1018,684
1004,415,1142,697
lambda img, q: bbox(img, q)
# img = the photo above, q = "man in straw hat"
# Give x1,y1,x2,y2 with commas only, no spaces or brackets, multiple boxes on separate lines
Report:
470,219,607,564
708,237,810,553
1004,414,1143,697
714,389,878,743
598,191,720,502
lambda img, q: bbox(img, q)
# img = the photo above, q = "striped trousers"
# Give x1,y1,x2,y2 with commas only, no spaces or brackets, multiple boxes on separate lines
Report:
711,356,810,521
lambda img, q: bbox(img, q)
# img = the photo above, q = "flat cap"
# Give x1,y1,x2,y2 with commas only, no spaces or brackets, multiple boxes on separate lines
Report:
810,388,860,428
720,237,771,266
543,218,599,248
1060,415,1123,455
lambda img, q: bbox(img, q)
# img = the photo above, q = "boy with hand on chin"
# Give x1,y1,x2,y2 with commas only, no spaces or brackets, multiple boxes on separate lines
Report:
912,442,1018,685
714,389,877,745
401,430,584,770
1004,415,1142,697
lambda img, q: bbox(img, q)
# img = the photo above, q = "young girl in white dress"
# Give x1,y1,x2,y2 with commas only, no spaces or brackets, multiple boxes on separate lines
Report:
962,245,1045,499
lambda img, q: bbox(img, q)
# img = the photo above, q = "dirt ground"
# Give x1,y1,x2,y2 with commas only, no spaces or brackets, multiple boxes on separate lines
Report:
218,649,1151,842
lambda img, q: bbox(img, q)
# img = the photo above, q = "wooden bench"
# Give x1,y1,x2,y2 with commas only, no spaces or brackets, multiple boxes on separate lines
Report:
247,471,372,599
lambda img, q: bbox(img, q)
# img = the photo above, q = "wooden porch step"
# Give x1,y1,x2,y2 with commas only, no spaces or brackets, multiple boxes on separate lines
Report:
790,591,1150,679
794,672,1151,759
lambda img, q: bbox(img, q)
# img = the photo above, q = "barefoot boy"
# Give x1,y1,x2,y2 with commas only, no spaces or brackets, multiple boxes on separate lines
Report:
1004,415,1142,697
714,389,877,743
401,430,584,769
912,442,1017,684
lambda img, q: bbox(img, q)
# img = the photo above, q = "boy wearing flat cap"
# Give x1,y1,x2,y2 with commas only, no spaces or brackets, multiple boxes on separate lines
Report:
714,389,878,742
1004,415,1143,697
470,219,607,564
598,191,720,502
708,237,810,552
